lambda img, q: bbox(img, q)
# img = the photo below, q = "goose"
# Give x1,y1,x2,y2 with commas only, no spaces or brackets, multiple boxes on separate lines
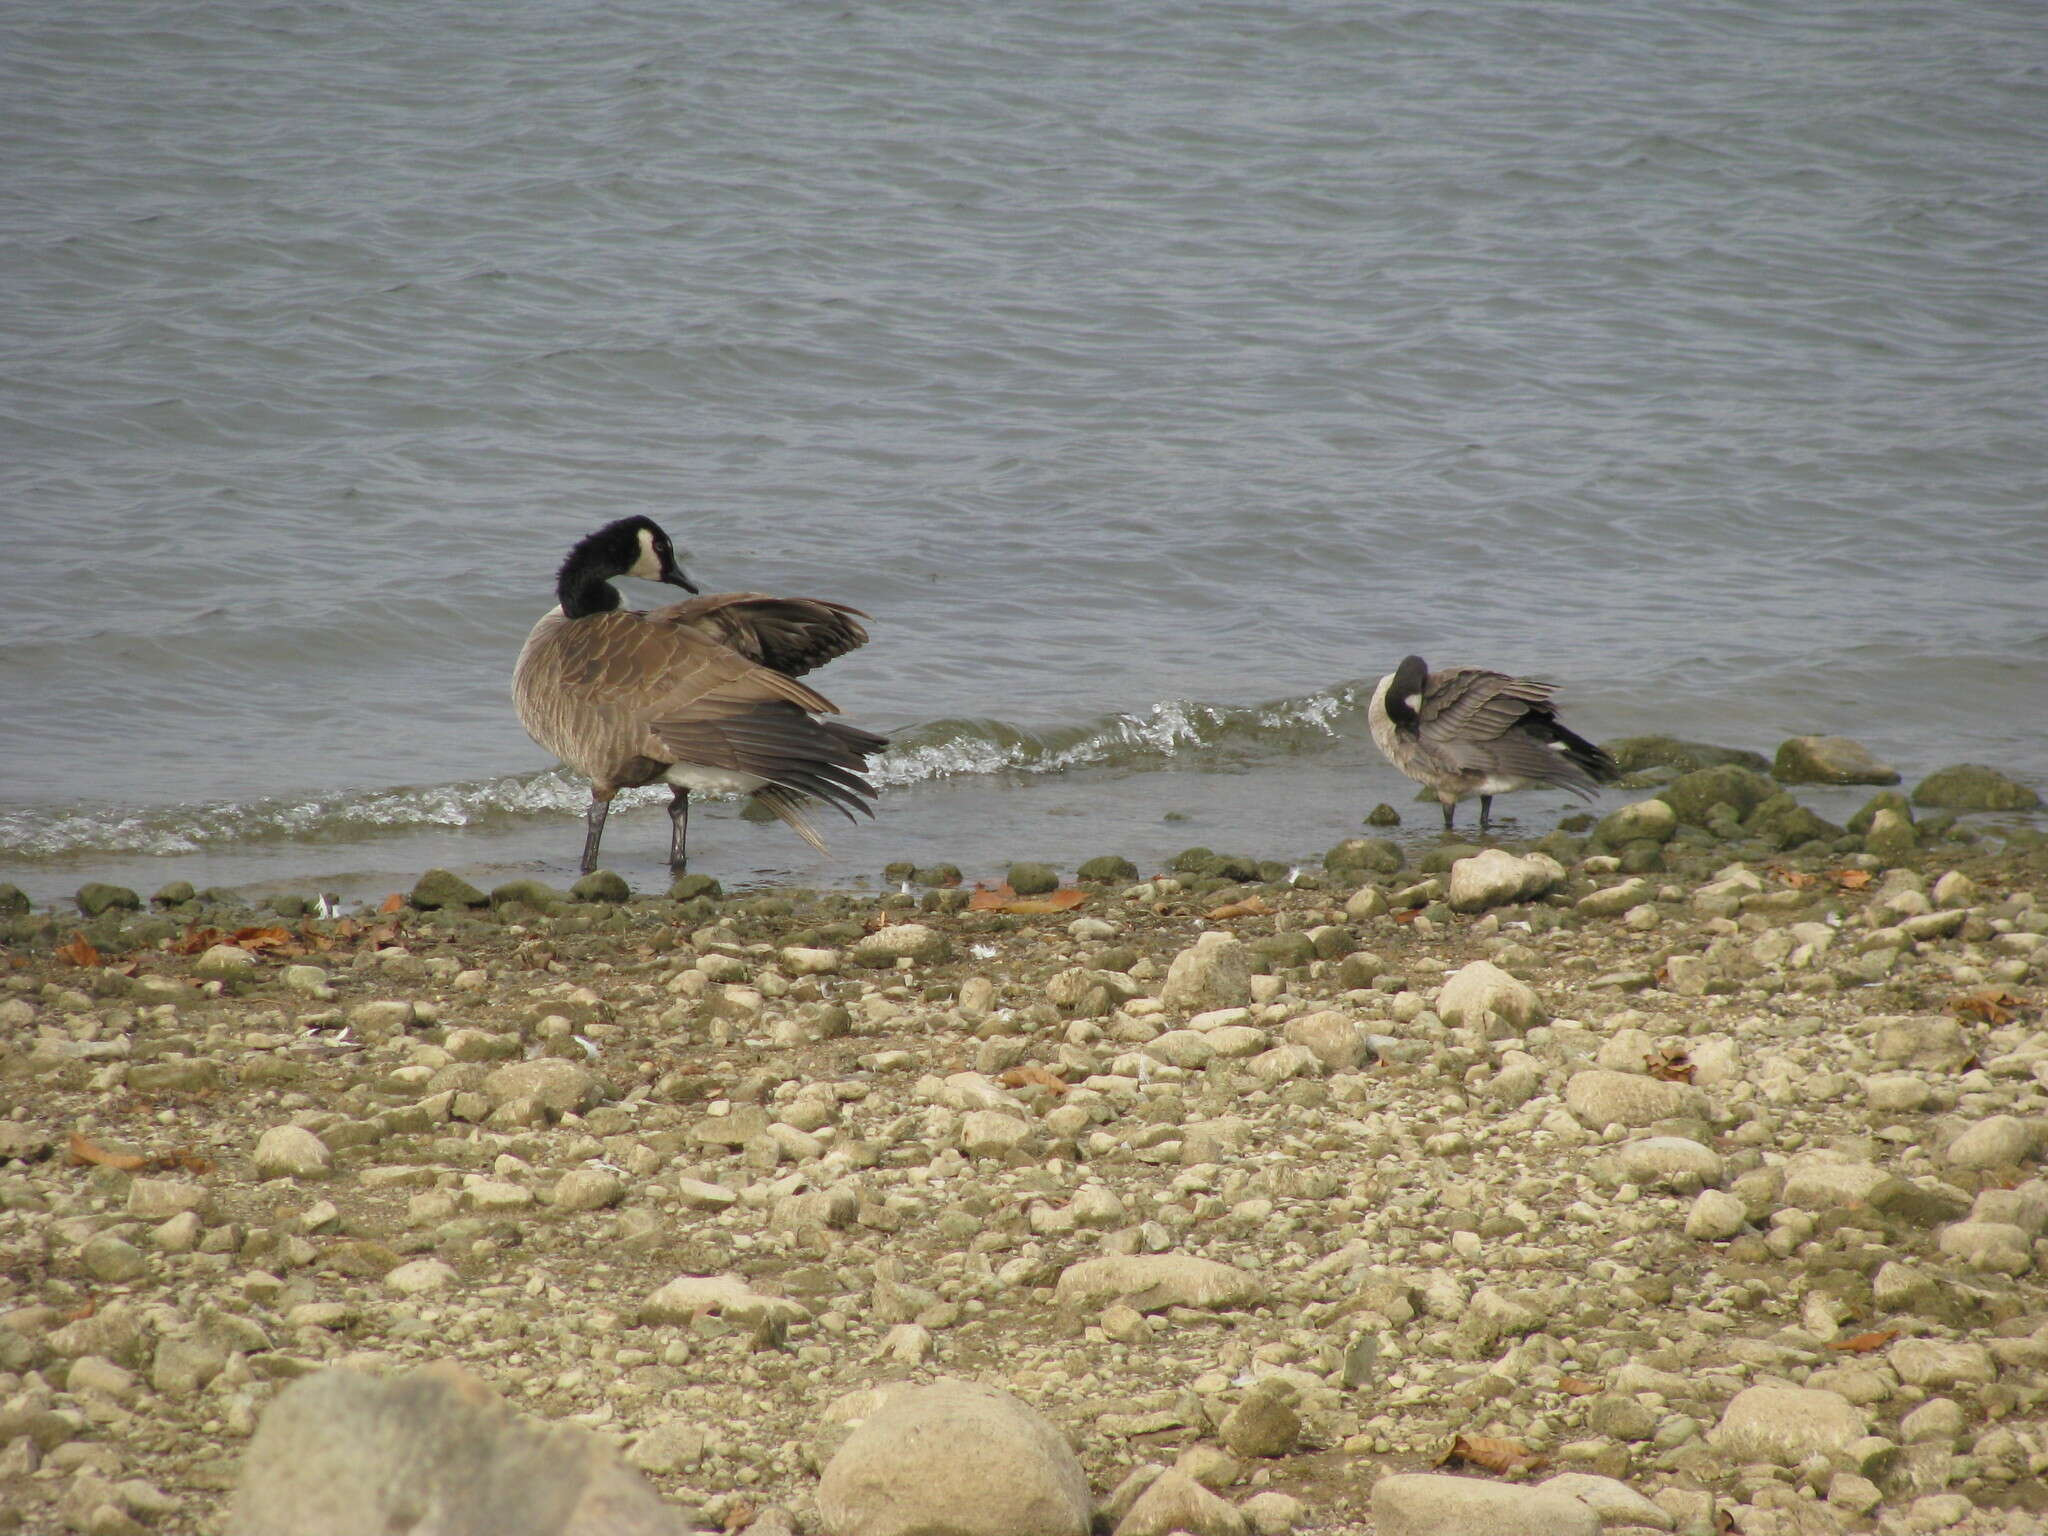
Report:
1368,654,1617,833
513,516,887,873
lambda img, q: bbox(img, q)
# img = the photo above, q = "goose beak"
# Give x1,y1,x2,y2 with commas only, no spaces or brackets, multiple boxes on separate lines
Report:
662,566,700,593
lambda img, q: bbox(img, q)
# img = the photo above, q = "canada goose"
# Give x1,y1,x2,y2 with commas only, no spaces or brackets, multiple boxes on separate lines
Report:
513,516,887,874
1368,654,1618,833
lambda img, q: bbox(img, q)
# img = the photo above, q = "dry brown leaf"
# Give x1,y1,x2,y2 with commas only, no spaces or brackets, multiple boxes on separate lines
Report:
1832,868,1873,890
1646,1048,1695,1084
1771,866,1816,888
967,885,1086,914
1437,1432,1546,1477
999,1064,1070,1096
67,1132,147,1172
231,925,299,955
1950,988,2022,1026
1390,908,1422,925
62,1301,97,1323
54,932,101,968
1828,1328,1899,1354
1556,1376,1600,1396
169,924,227,956
379,892,404,914
722,1501,758,1534
1205,895,1272,920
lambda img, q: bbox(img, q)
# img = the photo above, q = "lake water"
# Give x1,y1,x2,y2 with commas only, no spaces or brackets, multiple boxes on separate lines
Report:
4,0,2045,905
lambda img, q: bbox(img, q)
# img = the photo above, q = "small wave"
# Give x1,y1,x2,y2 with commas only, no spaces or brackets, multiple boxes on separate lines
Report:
0,682,1375,860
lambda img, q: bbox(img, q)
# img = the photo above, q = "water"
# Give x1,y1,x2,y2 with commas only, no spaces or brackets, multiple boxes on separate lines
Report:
4,0,2045,905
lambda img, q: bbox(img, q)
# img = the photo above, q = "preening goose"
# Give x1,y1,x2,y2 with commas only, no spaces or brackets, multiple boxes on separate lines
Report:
1368,654,1617,833
513,516,887,873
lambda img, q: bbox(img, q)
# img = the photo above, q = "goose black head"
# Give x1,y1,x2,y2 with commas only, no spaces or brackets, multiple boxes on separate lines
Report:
557,516,698,615
1384,654,1430,728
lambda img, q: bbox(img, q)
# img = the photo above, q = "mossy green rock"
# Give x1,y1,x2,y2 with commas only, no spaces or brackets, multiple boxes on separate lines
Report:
410,869,488,910
570,870,632,903
1912,763,2042,812
1606,736,1771,775
1864,809,1918,864
75,883,140,917
1593,798,1678,847
1250,932,1318,970
1745,793,1845,851
0,885,29,916
151,881,196,908
268,894,313,918
1418,842,1484,874
1171,846,1218,874
667,873,723,902
911,865,962,888
492,878,568,908
1847,790,1914,836
1364,803,1401,828
1657,764,1776,827
1324,838,1403,876
1006,862,1061,896
1772,735,1900,786
1077,855,1140,884
882,861,917,883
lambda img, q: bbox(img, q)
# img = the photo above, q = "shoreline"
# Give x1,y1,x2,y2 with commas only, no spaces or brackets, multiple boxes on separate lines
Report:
3,774,2047,1535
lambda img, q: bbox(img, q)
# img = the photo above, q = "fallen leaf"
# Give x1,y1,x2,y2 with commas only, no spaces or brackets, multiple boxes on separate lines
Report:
231,926,299,955
62,1301,97,1323
1437,1432,1546,1477
999,1064,1070,1096
379,893,404,914
1771,866,1815,889
1646,1048,1695,1084
1205,895,1272,920
1832,868,1873,890
1556,1376,1600,1396
170,925,227,956
722,1503,757,1534
54,933,101,968
1390,908,1422,925
67,1132,148,1172
1828,1328,1899,1354
1950,989,2022,1026
967,885,1086,914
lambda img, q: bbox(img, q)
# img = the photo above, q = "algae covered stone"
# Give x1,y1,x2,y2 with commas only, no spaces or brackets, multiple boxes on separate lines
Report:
409,869,487,910
75,882,141,917
1006,862,1060,896
1657,764,1775,826
1772,735,1900,785
1322,837,1403,876
1912,763,2041,811
569,870,631,903
1077,854,1139,883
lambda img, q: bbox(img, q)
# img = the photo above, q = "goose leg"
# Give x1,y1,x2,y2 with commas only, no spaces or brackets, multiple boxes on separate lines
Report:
667,788,690,871
1440,800,1456,833
580,791,613,875
1478,795,1494,833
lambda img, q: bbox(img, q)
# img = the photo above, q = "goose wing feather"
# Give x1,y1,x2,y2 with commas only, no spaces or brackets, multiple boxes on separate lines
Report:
1417,666,1558,744
656,594,870,677
514,608,842,788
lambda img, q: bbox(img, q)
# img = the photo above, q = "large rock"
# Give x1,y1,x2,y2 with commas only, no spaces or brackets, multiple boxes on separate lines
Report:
1564,1069,1705,1129
1772,736,1900,785
225,1363,700,1536
1912,763,2041,811
1114,1467,1248,1536
1711,1385,1869,1465
1605,736,1770,775
1322,837,1403,876
1744,792,1845,850
853,923,951,967
1657,764,1775,826
480,1059,602,1114
1054,1255,1263,1313
638,1274,800,1329
1591,798,1677,847
1161,932,1253,1014
410,869,488,910
252,1125,332,1180
1446,850,1561,912
816,1380,1089,1536
1435,961,1545,1030
1371,1473,1598,1536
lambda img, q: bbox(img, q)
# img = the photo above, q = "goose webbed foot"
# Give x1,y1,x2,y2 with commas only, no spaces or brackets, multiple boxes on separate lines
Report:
1478,794,1494,834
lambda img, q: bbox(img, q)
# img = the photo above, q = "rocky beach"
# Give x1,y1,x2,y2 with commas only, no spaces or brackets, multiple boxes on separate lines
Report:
2,745,2046,1536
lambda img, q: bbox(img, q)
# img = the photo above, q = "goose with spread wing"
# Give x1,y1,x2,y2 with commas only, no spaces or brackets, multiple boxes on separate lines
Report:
513,516,886,873
1368,654,1617,833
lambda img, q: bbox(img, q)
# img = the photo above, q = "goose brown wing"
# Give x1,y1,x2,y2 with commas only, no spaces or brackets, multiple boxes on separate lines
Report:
1419,666,1558,745
652,594,870,677
513,609,838,786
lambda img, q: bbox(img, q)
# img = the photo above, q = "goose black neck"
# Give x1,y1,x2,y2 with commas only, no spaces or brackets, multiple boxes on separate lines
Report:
557,554,626,619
